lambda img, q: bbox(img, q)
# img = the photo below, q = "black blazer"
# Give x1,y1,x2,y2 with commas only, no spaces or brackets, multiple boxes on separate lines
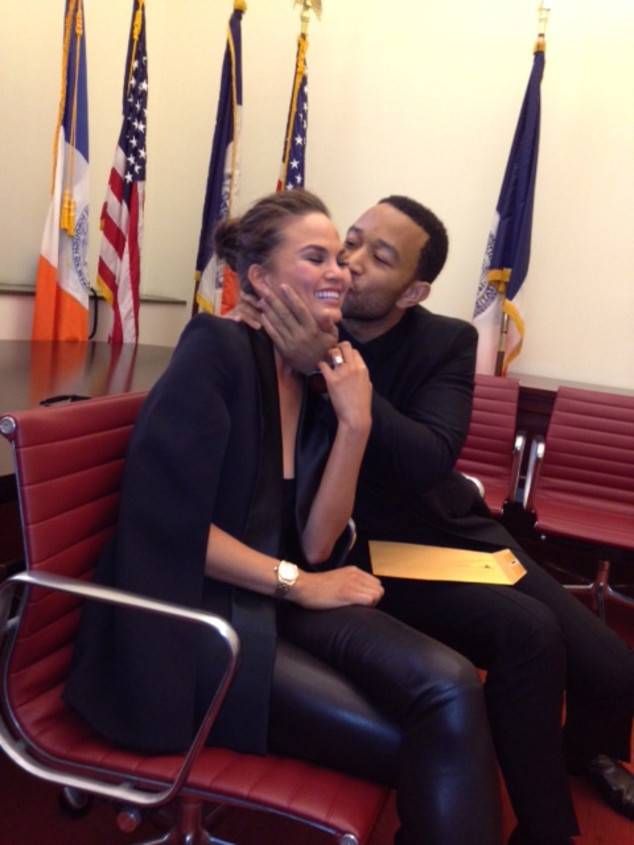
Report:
65,315,347,755
341,306,514,561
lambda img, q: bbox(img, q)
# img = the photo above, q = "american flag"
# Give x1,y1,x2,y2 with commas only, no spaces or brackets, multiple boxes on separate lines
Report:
96,0,147,344
277,32,308,191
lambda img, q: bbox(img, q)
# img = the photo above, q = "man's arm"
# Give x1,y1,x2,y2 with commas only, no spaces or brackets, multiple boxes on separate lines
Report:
363,321,477,496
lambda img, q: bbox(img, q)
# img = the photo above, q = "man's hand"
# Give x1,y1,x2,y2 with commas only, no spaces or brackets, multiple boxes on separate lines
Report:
253,280,339,374
225,292,262,330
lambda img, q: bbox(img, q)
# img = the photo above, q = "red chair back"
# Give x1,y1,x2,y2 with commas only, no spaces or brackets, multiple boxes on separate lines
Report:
456,374,521,514
2,393,146,741
534,386,634,549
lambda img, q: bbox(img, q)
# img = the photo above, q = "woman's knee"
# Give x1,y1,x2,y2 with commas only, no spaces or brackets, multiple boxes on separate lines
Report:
402,643,483,721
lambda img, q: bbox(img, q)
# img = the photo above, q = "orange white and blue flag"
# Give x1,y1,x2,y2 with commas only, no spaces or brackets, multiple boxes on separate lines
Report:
32,0,89,342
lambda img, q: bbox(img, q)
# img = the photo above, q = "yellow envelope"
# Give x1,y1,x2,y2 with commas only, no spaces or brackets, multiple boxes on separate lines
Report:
370,541,526,586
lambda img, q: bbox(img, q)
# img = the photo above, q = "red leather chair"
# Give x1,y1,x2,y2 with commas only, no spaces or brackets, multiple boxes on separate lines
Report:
456,374,525,515
0,393,392,845
523,386,634,619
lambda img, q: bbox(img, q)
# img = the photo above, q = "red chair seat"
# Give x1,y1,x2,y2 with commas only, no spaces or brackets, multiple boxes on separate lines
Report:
14,682,388,840
534,493,634,550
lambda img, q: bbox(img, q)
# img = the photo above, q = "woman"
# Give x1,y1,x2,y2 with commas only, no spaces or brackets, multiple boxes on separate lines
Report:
66,190,500,845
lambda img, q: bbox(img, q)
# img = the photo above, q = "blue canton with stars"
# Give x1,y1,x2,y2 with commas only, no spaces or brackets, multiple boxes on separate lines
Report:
120,23,148,195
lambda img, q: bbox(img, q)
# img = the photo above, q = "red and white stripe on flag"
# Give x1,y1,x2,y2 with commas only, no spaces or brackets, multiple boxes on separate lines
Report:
96,0,147,345
97,147,144,344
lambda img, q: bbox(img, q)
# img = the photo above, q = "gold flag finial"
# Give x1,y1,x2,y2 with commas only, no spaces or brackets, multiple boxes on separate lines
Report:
294,0,322,16
294,0,321,32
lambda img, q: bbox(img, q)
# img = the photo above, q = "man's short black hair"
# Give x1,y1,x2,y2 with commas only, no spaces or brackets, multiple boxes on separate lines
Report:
379,195,449,283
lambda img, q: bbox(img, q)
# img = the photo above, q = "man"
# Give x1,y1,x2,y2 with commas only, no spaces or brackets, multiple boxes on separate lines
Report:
234,194,634,845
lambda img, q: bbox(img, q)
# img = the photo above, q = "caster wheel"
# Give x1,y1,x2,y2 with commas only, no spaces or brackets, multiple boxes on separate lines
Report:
58,786,93,818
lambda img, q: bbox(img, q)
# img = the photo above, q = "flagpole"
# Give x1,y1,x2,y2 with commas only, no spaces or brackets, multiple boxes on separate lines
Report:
492,269,511,375
491,2,550,376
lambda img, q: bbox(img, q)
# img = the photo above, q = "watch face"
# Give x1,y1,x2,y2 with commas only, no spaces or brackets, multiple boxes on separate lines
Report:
278,561,298,583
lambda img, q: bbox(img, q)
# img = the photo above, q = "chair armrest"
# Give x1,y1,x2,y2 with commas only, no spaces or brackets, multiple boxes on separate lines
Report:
0,570,239,809
522,436,545,513
461,473,485,499
346,518,357,554
510,431,527,502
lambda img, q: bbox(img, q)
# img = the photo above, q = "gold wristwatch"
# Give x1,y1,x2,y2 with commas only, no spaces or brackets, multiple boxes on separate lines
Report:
274,560,299,598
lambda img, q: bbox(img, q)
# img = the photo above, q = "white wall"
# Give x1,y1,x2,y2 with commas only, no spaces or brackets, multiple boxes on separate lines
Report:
2,0,633,387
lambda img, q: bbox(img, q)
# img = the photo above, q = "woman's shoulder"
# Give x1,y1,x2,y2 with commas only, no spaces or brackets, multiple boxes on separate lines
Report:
143,315,257,408
171,314,254,368
179,313,251,349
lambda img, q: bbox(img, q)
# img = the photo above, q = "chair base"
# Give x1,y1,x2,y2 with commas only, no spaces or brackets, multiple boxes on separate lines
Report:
130,796,362,845
132,797,233,845
564,559,634,623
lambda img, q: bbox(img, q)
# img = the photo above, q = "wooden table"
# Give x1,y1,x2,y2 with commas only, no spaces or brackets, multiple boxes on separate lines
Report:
0,340,173,477
0,340,173,577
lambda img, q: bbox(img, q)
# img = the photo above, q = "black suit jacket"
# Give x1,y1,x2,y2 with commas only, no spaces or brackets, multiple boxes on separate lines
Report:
65,316,347,755
341,306,513,562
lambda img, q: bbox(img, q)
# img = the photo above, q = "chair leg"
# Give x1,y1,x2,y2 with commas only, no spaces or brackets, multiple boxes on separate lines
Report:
592,560,610,623
133,797,236,845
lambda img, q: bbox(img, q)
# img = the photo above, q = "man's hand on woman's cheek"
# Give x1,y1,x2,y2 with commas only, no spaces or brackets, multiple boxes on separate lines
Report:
224,292,262,329
251,281,339,374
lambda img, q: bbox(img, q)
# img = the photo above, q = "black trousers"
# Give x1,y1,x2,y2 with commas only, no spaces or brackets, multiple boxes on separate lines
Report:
271,605,501,845
378,547,634,841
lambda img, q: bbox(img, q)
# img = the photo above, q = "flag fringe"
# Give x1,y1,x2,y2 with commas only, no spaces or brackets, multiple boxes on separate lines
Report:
501,299,525,372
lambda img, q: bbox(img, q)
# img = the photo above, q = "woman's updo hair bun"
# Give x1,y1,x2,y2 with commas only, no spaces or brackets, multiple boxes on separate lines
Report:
213,218,241,272
212,189,330,292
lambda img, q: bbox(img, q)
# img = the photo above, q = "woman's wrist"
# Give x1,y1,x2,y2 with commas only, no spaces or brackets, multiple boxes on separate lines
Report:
336,414,372,438
274,560,300,598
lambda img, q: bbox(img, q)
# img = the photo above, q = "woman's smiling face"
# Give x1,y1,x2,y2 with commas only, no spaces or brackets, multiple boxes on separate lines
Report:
260,212,351,329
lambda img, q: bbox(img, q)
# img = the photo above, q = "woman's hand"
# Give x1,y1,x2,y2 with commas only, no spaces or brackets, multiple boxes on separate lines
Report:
291,566,384,610
318,342,372,434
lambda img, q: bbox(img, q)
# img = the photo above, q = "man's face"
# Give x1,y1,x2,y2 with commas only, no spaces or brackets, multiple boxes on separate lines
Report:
341,203,429,322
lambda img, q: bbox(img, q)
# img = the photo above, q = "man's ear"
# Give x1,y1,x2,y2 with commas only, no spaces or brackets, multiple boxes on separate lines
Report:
246,264,269,294
396,280,432,310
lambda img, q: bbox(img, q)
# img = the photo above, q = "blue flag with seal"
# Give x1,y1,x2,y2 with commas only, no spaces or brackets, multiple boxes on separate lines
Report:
473,38,545,375
193,0,246,316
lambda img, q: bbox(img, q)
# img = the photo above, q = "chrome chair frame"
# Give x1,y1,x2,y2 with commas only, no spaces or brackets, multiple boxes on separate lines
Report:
0,399,384,845
0,570,239,809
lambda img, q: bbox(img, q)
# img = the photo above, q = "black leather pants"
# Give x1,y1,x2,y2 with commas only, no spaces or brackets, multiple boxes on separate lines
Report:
271,605,501,845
